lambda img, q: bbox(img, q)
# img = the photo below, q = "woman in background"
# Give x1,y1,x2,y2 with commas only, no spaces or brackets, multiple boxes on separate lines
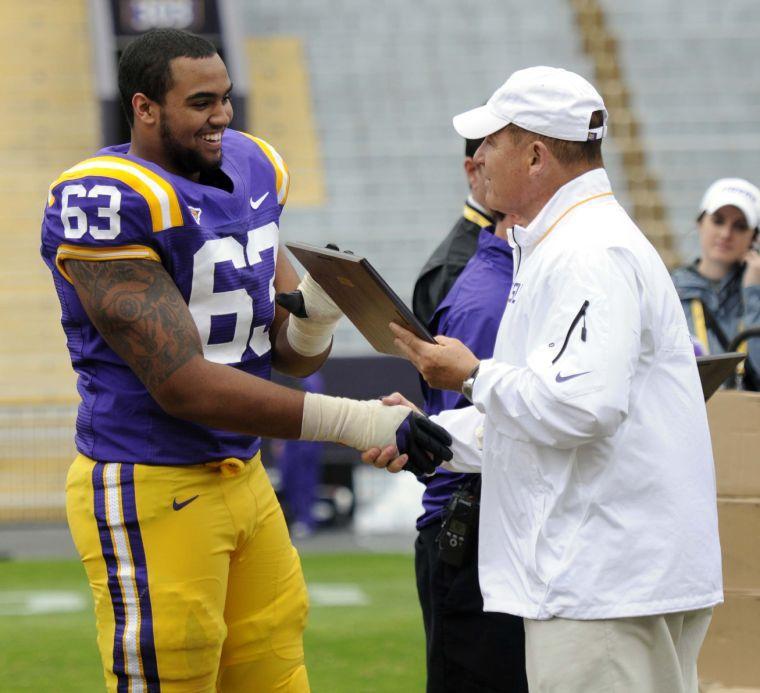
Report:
672,178,760,390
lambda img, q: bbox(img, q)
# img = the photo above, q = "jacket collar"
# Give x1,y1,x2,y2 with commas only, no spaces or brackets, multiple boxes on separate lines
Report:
466,194,492,219
464,195,494,229
508,168,613,251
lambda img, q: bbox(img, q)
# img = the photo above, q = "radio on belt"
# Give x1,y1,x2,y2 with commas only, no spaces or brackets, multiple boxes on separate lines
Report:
437,484,479,567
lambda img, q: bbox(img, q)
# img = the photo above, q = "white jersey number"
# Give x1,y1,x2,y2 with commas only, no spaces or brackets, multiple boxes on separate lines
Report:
188,223,279,364
61,184,122,240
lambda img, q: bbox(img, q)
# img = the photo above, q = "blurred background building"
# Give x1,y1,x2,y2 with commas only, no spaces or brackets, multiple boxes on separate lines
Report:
2,0,759,525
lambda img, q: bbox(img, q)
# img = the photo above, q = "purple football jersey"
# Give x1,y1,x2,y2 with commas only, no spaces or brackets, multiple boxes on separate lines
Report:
40,130,289,465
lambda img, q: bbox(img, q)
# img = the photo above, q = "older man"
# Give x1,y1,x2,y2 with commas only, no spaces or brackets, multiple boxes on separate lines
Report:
368,67,722,692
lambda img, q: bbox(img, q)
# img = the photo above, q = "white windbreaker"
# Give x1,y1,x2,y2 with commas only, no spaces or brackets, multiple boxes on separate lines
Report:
432,168,723,620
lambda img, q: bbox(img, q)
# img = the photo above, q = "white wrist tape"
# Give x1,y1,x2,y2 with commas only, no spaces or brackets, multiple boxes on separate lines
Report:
286,272,343,356
300,392,411,450
286,316,335,357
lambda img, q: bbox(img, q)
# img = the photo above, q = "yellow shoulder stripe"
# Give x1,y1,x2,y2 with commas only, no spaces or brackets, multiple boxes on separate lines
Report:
49,156,183,232
56,244,161,283
241,132,291,205
462,205,492,228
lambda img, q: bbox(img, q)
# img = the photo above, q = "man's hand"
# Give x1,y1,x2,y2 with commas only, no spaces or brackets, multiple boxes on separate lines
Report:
394,412,452,476
743,246,760,288
390,323,479,391
362,394,408,471
361,445,409,473
360,393,451,476
380,392,419,412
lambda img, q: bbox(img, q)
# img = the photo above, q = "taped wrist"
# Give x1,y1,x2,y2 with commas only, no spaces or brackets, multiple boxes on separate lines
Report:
286,273,343,356
286,317,335,357
300,392,410,450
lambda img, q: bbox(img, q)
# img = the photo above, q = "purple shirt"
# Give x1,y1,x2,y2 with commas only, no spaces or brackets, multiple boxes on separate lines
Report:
417,228,514,529
41,130,283,465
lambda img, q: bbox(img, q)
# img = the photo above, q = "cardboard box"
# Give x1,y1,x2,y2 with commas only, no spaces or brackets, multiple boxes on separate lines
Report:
718,498,760,591
707,391,760,497
699,591,760,688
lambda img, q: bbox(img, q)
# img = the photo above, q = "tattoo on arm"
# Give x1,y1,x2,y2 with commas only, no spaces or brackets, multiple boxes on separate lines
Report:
66,259,203,390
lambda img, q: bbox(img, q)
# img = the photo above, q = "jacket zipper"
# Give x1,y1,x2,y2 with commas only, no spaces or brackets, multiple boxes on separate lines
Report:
551,300,589,365
513,244,522,277
512,229,522,276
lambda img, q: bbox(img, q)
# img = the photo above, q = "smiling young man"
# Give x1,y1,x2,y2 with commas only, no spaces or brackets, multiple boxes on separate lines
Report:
40,29,450,692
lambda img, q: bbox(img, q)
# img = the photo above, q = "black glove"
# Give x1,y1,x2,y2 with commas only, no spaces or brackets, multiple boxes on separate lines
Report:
275,289,308,318
275,243,352,318
395,412,453,477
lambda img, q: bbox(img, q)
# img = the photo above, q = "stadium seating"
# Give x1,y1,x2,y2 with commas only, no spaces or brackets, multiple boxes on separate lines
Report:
0,0,97,400
243,0,630,356
600,0,760,260
0,0,94,519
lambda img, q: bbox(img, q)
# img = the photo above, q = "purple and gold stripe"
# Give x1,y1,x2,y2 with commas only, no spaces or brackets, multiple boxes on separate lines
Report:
93,462,160,692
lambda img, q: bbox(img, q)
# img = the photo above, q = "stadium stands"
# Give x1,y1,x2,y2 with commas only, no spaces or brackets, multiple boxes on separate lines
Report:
0,0,94,519
0,0,97,399
571,0,677,267
243,0,630,355
600,0,760,261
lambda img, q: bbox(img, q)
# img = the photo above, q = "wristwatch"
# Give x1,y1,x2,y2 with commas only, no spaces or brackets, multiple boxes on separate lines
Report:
461,363,481,403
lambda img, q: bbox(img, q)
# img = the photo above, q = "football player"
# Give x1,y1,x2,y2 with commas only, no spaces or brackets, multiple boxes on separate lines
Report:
41,28,450,692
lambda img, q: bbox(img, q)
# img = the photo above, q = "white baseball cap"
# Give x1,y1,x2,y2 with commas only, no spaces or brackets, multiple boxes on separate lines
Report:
453,66,608,142
699,178,760,230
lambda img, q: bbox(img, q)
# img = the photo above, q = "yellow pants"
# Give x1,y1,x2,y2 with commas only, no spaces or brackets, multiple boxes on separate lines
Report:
66,453,310,693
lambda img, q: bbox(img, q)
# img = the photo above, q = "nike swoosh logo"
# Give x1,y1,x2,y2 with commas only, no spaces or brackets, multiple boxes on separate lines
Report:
172,495,200,511
555,370,591,383
250,192,269,209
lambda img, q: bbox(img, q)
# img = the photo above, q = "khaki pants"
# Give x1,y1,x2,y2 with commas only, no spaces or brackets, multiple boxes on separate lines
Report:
524,608,712,693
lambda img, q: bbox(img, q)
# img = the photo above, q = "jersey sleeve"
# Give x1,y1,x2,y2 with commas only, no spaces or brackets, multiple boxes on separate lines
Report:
239,132,291,206
42,156,183,282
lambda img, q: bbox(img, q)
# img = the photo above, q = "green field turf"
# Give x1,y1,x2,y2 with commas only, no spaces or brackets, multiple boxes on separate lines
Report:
0,552,425,692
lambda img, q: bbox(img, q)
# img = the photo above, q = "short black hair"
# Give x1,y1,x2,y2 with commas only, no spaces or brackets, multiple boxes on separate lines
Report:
465,137,484,158
118,28,218,127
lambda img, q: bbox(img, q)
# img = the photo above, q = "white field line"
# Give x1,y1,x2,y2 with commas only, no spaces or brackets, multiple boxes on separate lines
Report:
307,583,369,607
0,584,368,615
0,590,88,616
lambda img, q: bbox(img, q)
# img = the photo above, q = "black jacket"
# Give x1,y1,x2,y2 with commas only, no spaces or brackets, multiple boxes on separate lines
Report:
412,199,493,326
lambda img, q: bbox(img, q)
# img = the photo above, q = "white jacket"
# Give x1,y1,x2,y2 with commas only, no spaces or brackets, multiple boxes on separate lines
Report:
432,169,723,620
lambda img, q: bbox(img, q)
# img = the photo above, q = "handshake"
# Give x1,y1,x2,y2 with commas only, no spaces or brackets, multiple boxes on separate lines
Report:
300,389,453,477
367,393,453,476
277,263,453,476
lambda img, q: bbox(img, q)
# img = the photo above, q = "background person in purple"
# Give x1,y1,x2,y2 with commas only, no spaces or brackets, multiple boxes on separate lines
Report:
405,208,527,692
